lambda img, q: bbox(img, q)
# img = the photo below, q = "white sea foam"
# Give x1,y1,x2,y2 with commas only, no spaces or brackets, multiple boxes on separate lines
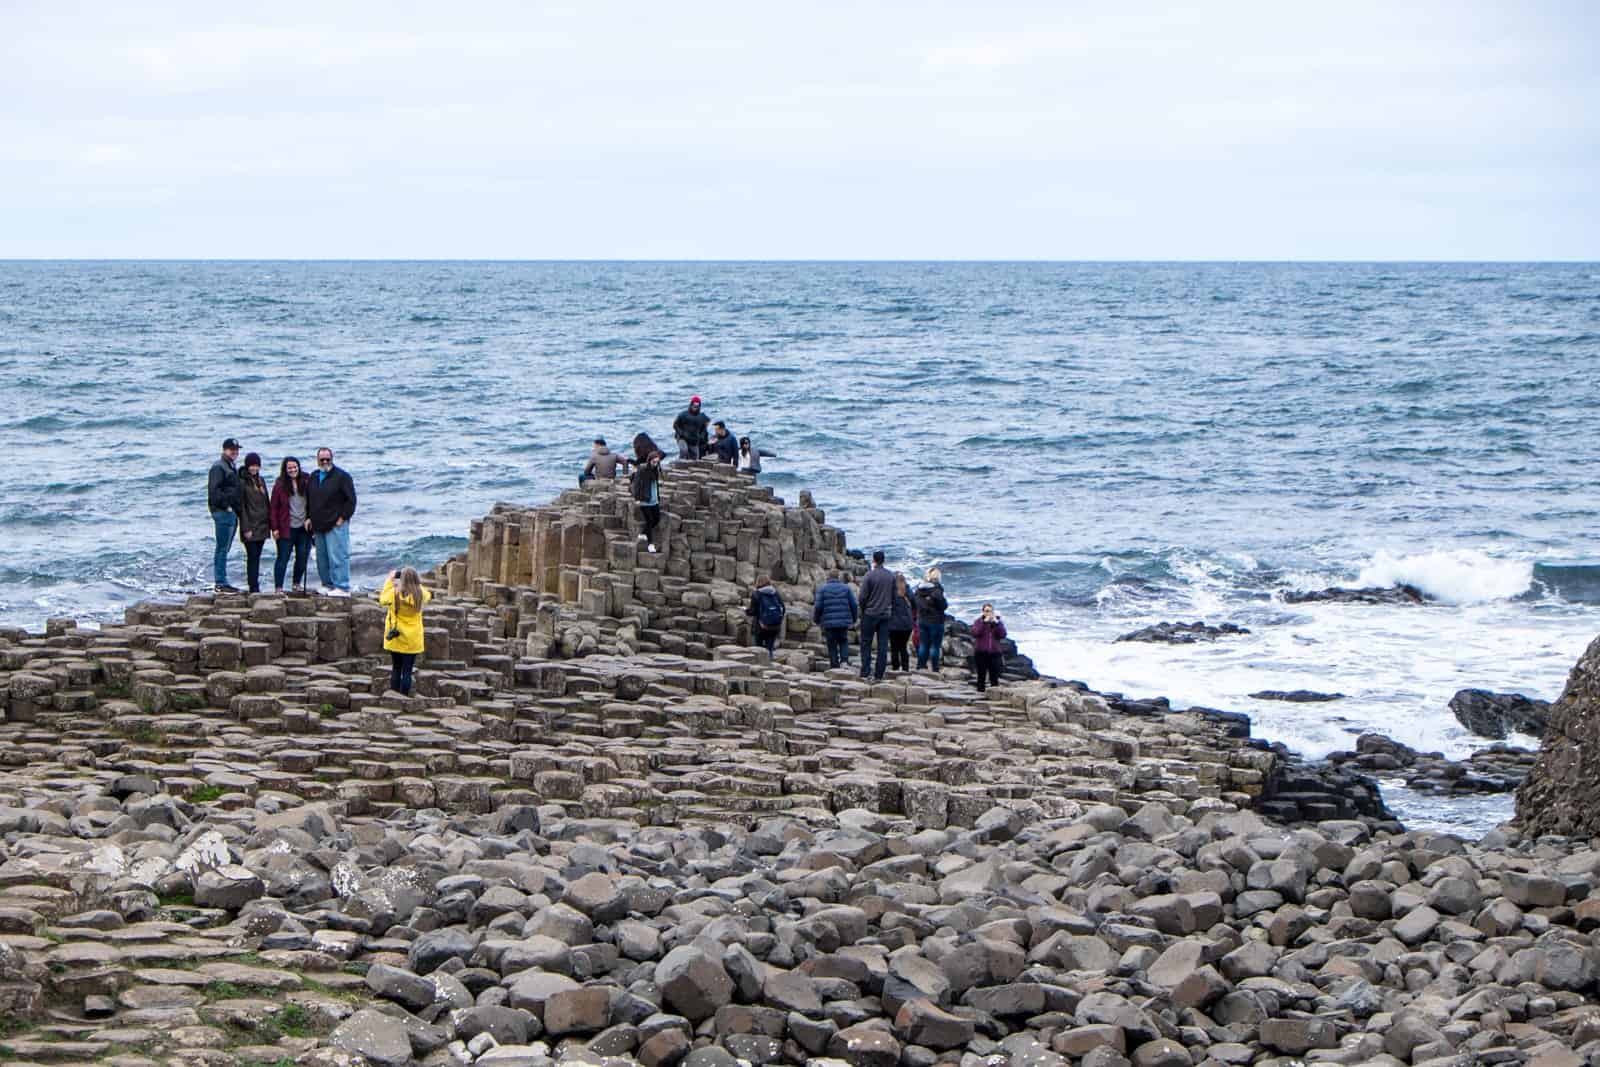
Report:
1352,548,1533,605
1016,590,1591,764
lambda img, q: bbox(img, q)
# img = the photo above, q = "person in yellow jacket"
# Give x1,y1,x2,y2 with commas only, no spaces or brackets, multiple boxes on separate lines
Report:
379,566,431,695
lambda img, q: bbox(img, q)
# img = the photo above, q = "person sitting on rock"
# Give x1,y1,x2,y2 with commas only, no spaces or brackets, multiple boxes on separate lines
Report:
737,436,776,480
710,420,739,464
380,566,431,696
971,602,1008,693
630,451,664,554
673,396,710,459
581,438,630,484
746,575,786,654
812,571,858,669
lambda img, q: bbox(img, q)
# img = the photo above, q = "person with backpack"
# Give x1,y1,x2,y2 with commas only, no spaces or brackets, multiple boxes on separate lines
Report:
971,602,1008,693
746,575,786,654
888,573,917,672
812,571,858,669
914,567,949,670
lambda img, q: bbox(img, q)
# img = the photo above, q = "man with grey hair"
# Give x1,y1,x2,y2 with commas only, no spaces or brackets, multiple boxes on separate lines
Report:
307,446,357,597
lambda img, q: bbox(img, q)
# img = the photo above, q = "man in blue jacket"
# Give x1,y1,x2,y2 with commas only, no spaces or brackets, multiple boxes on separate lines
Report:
812,572,858,670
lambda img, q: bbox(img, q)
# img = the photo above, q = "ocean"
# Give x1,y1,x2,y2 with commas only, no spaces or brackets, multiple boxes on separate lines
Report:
4,261,1598,832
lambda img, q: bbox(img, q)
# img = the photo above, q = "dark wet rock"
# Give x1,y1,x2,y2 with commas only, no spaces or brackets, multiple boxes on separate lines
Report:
1249,689,1345,702
1450,687,1551,739
1115,620,1250,644
1282,582,1427,605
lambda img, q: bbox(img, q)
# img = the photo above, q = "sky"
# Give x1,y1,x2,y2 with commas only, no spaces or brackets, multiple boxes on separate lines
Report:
2,1,1597,259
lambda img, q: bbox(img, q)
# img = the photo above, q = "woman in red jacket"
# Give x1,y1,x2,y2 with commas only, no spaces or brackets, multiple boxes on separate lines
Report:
270,456,314,592
970,602,1008,693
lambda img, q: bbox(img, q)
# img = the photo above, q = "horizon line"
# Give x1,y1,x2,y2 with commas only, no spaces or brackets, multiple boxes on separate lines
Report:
0,257,1596,265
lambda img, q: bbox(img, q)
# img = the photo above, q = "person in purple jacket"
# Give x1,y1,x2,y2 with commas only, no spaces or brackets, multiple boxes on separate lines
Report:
970,602,1008,693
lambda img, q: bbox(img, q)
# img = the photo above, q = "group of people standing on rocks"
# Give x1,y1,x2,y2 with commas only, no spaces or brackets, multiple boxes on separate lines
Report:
578,395,775,556
206,438,357,596
811,556,1010,690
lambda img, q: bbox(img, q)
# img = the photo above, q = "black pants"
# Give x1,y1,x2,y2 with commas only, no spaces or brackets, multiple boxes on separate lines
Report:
640,504,661,543
390,652,418,696
860,615,890,680
243,539,266,593
755,626,779,653
274,529,312,589
889,630,912,671
824,627,851,668
974,651,1003,691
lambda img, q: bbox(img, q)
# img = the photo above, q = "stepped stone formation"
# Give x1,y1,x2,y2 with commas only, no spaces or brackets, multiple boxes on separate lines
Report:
4,461,1600,1066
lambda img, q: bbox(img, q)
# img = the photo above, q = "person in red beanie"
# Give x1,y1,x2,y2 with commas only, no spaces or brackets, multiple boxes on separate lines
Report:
673,395,710,459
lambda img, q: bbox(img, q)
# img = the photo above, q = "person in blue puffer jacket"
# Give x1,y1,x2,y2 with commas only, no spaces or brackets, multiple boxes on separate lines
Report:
812,572,858,670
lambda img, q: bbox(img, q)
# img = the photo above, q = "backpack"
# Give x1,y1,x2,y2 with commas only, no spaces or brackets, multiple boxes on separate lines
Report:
757,588,785,628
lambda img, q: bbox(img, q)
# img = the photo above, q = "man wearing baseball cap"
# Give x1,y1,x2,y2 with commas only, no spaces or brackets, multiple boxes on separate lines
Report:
673,395,711,460
207,437,242,593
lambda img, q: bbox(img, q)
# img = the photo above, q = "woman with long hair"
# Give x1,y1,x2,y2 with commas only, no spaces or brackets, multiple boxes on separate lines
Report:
236,453,271,594
888,572,917,672
379,566,432,696
270,456,313,592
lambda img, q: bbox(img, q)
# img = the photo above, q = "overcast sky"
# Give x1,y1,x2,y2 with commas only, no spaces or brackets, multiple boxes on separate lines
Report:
3,2,1596,259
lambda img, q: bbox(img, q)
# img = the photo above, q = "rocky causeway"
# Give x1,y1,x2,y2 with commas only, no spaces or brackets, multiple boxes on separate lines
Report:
3,461,1599,1067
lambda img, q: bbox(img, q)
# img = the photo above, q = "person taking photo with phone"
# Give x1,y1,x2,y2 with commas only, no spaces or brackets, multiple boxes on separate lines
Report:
380,566,431,696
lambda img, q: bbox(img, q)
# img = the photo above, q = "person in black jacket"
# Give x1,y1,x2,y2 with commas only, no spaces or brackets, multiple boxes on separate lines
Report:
710,421,739,464
207,437,242,592
307,447,357,596
630,451,664,554
914,568,949,670
673,396,710,459
237,452,271,594
857,550,896,681
888,573,917,672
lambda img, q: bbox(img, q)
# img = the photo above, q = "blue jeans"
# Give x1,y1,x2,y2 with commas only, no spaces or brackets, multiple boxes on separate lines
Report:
314,523,351,590
824,627,851,669
274,528,313,589
860,615,891,680
211,510,237,587
917,621,945,669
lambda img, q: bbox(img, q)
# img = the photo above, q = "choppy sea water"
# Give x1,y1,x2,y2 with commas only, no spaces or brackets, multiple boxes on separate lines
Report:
4,261,1598,833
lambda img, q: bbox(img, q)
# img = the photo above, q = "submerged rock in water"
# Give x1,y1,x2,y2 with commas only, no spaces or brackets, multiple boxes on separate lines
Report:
1115,620,1250,644
1519,633,1600,836
1449,687,1550,739
1282,583,1427,605
1330,733,1535,795
1250,689,1346,702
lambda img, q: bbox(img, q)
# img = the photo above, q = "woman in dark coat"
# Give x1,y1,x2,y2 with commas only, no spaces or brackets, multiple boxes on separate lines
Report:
236,453,271,594
888,573,917,672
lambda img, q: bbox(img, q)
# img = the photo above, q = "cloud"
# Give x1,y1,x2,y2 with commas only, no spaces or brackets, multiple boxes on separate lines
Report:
0,0,1595,257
